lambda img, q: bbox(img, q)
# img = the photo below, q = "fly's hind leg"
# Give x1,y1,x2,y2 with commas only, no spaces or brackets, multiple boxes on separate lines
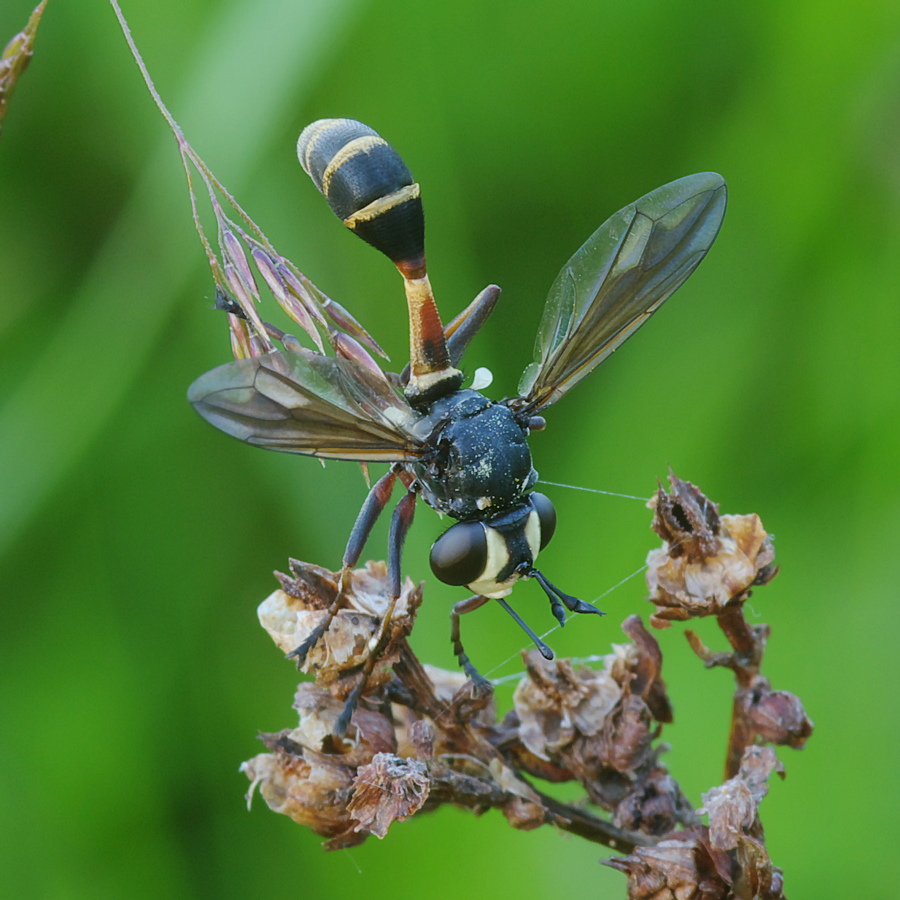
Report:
287,468,399,667
333,487,417,738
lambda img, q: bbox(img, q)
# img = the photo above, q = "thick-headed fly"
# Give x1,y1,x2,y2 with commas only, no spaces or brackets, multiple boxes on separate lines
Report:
189,119,727,732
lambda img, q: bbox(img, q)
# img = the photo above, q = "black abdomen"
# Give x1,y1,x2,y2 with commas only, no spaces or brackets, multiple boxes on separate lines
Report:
296,118,425,268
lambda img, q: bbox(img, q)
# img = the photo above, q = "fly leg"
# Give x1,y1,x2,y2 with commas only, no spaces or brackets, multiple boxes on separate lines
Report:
450,595,492,689
451,595,554,691
529,568,605,625
495,597,555,660
287,468,398,667
333,488,417,738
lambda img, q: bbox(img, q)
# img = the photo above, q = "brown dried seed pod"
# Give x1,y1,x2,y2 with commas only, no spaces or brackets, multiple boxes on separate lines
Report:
261,560,420,688
647,487,776,627
604,835,732,900
240,685,399,846
513,652,622,761
738,682,813,749
241,747,359,841
347,753,431,839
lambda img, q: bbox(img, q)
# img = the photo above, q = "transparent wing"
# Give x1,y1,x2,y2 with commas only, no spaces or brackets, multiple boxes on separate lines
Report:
517,173,727,412
188,350,428,462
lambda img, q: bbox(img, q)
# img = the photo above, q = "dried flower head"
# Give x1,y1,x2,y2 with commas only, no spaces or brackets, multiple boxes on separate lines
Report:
609,745,789,900
513,653,623,760
260,559,421,695
508,618,694,836
605,834,733,900
646,474,777,627
241,683,399,848
347,753,431,838
737,679,813,750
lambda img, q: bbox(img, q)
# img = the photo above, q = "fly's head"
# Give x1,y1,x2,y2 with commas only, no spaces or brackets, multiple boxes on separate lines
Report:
429,492,557,597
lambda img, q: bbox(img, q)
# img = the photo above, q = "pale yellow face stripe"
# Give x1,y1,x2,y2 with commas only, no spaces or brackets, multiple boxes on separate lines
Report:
464,510,543,598
321,135,388,196
344,183,421,229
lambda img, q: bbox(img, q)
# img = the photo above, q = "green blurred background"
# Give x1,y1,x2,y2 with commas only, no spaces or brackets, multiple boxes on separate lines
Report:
2,0,898,896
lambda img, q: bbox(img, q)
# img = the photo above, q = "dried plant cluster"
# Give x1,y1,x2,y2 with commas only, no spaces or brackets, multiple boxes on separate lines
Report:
102,19,811,891
242,476,812,899
3,6,814,897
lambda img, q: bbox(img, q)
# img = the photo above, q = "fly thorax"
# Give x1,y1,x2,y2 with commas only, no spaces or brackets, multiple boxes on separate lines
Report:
413,390,537,520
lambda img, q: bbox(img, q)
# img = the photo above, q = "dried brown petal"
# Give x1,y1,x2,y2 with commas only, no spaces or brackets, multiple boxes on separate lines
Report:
513,652,622,760
647,511,775,628
741,684,813,749
605,837,730,900
241,748,359,841
738,746,784,802
291,683,396,761
735,835,787,899
406,718,435,761
280,559,339,609
419,663,497,728
650,474,720,561
597,693,655,775
348,753,430,838
621,616,673,723
700,778,756,851
423,663,471,701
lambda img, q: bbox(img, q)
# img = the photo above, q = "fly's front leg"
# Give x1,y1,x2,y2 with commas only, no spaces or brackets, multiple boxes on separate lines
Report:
334,487,417,737
529,568,605,624
450,594,492,690
287,467,399,666
495,597,555,660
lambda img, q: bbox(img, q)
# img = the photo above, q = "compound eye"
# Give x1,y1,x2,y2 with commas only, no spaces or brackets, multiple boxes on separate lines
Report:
530,492,557,550
430,522,488,586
